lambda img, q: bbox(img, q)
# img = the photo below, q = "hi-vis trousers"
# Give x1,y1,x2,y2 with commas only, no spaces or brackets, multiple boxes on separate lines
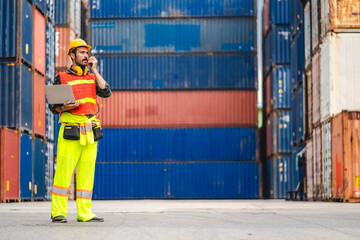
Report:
51,123,97,221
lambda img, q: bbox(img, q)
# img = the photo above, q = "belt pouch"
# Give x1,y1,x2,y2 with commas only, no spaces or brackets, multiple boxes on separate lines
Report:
93,125,103,141
63,123,80,140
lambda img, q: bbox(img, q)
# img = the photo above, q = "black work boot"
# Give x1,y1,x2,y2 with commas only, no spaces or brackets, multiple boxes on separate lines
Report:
52,215,67,223
77,216,104,222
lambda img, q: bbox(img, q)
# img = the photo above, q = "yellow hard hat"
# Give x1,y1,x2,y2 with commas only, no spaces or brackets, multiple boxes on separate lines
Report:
67,38,92,56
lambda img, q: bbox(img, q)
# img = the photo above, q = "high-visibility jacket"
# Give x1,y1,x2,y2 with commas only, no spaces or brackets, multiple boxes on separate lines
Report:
58,72,98,115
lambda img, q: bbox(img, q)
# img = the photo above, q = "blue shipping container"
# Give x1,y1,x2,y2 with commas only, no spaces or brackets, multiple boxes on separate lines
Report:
269,0,293,27
54,0,68,25
266,155,291,199
270,66,291,110
290,37,297,90
35,0,46,15
90,19,255,54
291,92,297,146
96,55,256,90
291,145,305,198
0,63,33,132
93,162,259,199
90,0,255,19
46,0,55,23
269,110,292,155
297,84,304,143
296,25,304,84
20,133,33,200
264,26,291,75
33,137,45,200
0,0,33,64
97,128,257,162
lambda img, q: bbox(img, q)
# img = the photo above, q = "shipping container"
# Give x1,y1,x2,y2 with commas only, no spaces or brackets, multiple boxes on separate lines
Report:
312,50,320,125
46,0,55,23
33,8,46,75
263,0,269,36
45,81,54,141
321,120,331,200
313,126,321,199
263,0,293,37
93,162,259,199
20,132,32,200
332,111,360,202
96,54,256,90
97,128,257,162
297,83,304,143
33,71,45,137
33,136,45,200
320,33,360,122
311,0,319,52
266,155,291,199
304,2,311,69
305,69,312,137
296,25,304,85
295,0,303,33
269,66,291,111
292,145,306,198
35,0,46,15
267,110,292,156
46,21,55,80
90,19,255,54
0,0,33,64
55,0,81,35
320,0,330,39
264,26,291,75
290,33,297,90
98,91,257,128
55,27,76,69
291,92,297,146
90,0,256,19
0,128,20,202
265,74,271,115
306,139,314,200
0,63,33,132
45,141,54,200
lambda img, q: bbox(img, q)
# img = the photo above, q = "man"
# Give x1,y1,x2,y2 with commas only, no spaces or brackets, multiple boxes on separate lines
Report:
49,39,111,223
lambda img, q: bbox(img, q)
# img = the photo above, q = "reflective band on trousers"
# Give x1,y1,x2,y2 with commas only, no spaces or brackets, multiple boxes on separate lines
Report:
76,190,92,199
53,185,70,197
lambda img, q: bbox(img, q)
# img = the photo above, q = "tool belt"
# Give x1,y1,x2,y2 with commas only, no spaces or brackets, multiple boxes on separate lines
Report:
63,122,103,141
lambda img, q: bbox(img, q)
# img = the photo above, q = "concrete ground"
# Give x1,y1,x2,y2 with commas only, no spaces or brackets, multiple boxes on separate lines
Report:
0,200,360,240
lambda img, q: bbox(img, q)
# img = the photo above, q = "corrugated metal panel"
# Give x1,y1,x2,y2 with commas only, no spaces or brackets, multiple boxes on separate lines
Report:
311,0,319,52
312,50,320,125
21,0,33,65
296,25,304,84
320,33,360,122
33,8,46,75
20,133,32,200
268,110,292,155
269,66,291,111
269,0,293,26
263,0,269,36
55,0,68,25
266,117,271,157
89,0,256,19
313,126,321,199
98,91,258,128
320,0,330,39
55,27,75,69
96,54,256,90
295,0,303,32
45,141,54,201
304,2,311,69
93,162,259,199
97,128,257,162
46,21,55,80
305,70,312,136
33,136,45,200
33,71,45,137
331,112,343,199
290,36,297,90
0,128,20,202
0,0,17,58
306,139,314,200
264,26,291,75
69,0,81,35
291,92,297,145
46,0,55,23
327,0,360,30
294,145,306,197
266,155,291,199
265,74,271,115
291,147,299,191
297,83,304,143
90,19,255,54
321,120,332,200
35,0,46,15
19,64,33,132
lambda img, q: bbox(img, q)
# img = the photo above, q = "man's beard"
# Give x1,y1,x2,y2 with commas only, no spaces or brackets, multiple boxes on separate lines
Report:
75,58,88,66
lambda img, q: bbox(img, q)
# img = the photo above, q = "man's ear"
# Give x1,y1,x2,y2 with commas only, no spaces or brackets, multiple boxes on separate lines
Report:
70,52,76,61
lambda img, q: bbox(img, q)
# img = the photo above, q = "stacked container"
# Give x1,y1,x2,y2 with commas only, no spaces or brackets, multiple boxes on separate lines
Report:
0,0,55,202
90,0,259,199
263,0,294,198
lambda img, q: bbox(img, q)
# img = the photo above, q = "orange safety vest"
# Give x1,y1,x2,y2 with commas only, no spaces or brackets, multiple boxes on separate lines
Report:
58,72,98,115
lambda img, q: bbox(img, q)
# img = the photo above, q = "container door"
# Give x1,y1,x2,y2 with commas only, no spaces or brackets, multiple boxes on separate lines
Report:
33,137,45,199
20,133,32,200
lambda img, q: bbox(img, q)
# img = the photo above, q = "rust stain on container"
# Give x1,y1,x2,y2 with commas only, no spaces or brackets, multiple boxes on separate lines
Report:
33,9,46,75
55,27,76,69
33,72,45,137
0,128,20,202
332,111,360,202
97,91,258,127
330,0,360,29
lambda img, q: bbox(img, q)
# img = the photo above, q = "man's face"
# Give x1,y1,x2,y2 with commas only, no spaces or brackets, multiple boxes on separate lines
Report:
72,47,89,67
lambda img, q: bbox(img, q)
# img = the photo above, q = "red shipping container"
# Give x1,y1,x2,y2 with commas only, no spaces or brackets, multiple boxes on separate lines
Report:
55,27,76,69
97,90,258,127
33,9,46,75
263,0,270,36
0,128,20,202
33,72,45,137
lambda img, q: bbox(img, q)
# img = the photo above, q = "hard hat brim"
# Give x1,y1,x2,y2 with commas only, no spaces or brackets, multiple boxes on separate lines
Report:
67,44,92,56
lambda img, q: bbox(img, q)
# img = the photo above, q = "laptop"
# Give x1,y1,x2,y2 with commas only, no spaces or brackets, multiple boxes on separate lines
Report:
44,84,76,104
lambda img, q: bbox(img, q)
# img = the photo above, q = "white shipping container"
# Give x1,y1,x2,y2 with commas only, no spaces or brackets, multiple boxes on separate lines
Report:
312,50,320,125
313,127,321,200
306,139,314,200
320,33,360,122
321,121,332,200
69,0,81,36
304,2,311,69
320,0,330,39
311,0,319,52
